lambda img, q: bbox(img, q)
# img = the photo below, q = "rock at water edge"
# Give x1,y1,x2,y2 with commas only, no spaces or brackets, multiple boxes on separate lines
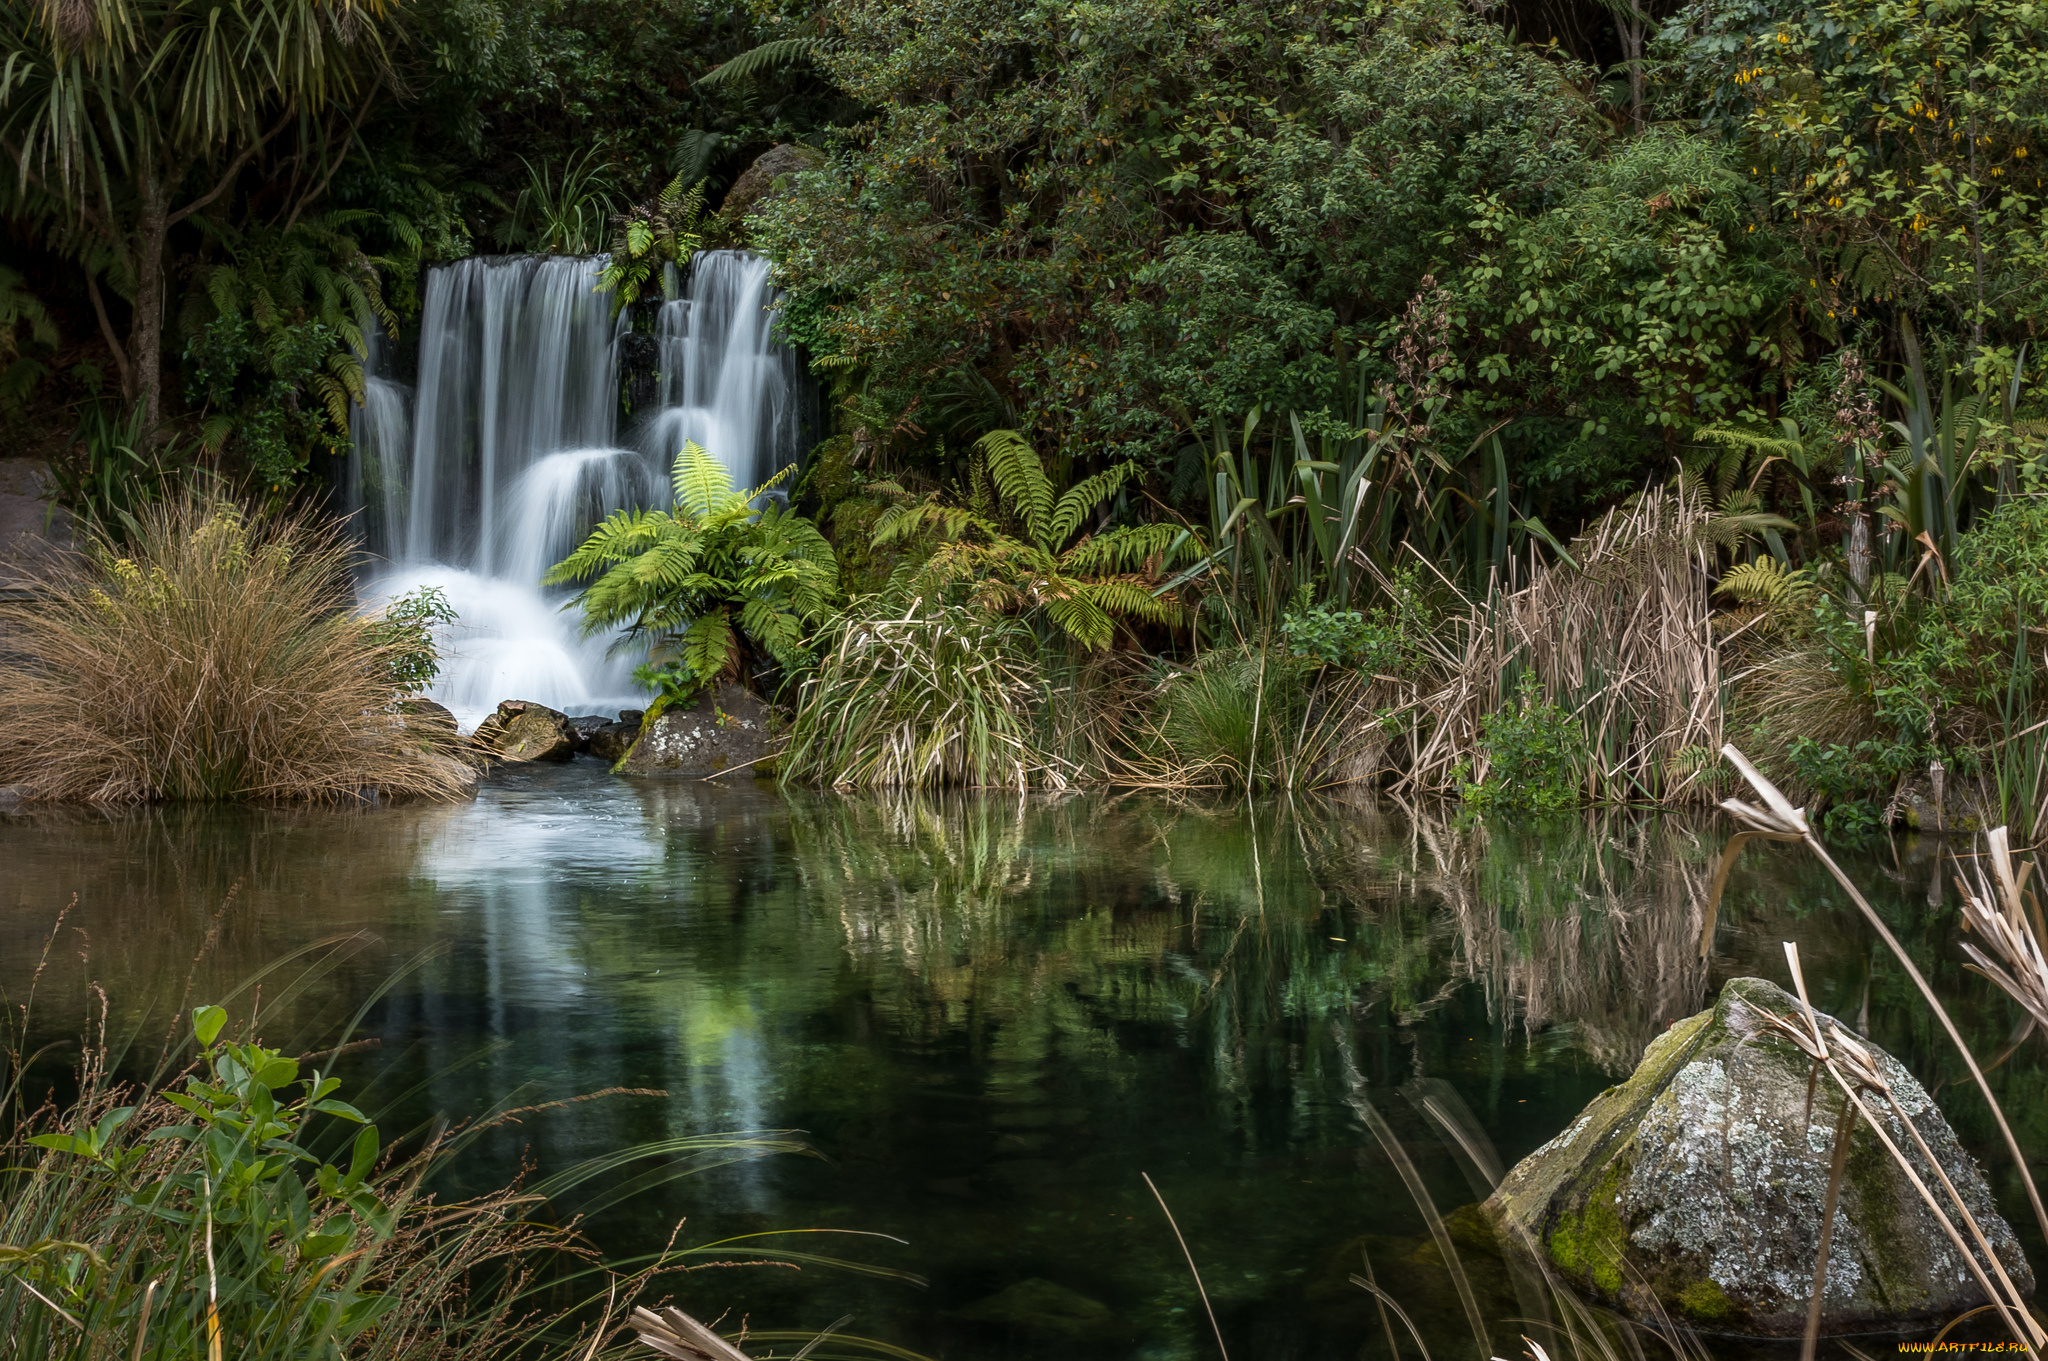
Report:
1485,975,2032,1334
472,699,574,763
621,683,771,776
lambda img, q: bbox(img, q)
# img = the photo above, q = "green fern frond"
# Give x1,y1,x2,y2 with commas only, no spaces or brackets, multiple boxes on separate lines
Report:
671,442,738,519
975,429,1054,547
697,36,824,86
1047,458,1141,546
1715,557,1816,611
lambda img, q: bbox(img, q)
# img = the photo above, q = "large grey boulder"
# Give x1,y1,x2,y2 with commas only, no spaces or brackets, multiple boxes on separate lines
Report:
1487,976,2032,1334
718,143,823,226
621,683,772,777
472,700,574,763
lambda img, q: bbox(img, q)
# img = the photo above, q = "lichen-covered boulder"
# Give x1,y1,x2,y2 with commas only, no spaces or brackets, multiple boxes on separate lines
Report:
472,700,574,763
1486,976,2031,1334
717,143,823,225
620,683,771,776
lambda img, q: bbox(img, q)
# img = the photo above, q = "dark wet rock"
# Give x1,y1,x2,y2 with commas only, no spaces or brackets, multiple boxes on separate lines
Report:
618,331,660,413
951,1277,1120,1341
589,719,641,763
1487,976,2032,1334
620,683,772,777
565,714,610,753
618,709,645,724
718,143,824,226
472,700,574,763
399,698,460,746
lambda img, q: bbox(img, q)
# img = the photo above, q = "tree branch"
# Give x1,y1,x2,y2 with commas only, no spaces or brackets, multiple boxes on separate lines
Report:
165,110,294,229
85,271,134,400
284,72,384,232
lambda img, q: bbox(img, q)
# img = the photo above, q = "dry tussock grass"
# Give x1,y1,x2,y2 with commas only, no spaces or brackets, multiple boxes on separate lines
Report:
1379,482,1726,803
0,496,477,804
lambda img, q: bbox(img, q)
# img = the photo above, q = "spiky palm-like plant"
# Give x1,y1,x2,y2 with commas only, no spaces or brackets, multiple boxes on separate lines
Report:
870,430,1199,650
545,443,838,697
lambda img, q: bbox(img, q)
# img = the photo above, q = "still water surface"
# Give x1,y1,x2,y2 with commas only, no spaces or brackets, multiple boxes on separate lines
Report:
2,764,2040,1358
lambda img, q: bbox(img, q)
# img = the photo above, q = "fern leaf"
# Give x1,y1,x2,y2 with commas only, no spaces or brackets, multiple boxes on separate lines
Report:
671,442,737,519
697,37,823,87
1047,459,1141,547
976,430,1054,547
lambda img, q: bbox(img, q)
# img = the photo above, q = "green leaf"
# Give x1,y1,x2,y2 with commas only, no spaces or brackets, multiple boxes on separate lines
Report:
193,1005,228,1046
344,1125,379,1189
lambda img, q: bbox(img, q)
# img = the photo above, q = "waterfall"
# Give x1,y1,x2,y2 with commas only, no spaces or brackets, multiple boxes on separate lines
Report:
349,250,811,729
641,252,811,494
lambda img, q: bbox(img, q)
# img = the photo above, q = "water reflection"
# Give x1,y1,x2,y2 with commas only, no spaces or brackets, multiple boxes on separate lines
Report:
1,771,2036,1358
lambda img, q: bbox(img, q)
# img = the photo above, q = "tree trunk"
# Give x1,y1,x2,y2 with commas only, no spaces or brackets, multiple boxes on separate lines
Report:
129,165,169,438
1847,510,1872,596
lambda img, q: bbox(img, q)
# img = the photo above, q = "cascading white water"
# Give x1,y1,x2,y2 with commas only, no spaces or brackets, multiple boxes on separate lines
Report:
348,250,810,730
641,252,811,492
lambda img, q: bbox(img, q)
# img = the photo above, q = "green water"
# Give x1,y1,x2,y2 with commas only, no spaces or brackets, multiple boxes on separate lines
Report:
2,764,2042,1357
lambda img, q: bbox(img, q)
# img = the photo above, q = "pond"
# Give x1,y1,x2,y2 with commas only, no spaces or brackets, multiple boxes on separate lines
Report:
3,765,2041,1359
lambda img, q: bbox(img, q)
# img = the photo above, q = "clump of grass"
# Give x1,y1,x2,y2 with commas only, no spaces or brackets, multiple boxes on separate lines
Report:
780,594,1060,790
0,496,476,803
1130,643,1371,789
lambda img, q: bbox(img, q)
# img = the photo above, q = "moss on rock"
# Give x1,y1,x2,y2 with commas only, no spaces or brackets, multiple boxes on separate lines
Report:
1485,976,2033,1336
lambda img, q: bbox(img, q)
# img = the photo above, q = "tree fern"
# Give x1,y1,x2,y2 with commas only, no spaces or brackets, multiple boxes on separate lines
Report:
550,446,838,699
697,36,824,86
870,429,1203,649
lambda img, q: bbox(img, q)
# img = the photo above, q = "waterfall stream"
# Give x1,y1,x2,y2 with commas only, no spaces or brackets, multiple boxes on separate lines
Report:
347,250,809,729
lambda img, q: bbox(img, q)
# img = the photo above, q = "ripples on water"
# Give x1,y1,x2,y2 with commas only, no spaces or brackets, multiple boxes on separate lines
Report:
2,765,2039,1358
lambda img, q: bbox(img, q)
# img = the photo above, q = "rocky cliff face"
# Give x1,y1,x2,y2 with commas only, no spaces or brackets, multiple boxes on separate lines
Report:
1486,976,2032,1334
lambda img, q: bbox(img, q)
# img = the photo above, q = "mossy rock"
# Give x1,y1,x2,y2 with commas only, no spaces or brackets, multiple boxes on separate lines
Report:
620,682,773,777
471,700,574,763
1485,976,2033,1335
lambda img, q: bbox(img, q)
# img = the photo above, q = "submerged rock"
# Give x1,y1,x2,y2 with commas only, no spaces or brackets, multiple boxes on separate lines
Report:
620,683,771,777
951,1277,1120,1341
1486,976,2032,1334
472,700,574,763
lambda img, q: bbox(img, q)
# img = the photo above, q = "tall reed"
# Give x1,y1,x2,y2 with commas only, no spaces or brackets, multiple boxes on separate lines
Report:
1378,481,1726,804
0,496,476,803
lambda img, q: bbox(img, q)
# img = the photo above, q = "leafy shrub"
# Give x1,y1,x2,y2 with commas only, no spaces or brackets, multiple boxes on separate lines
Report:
1280,569,1437,672
0,1004,591,1361
366,585,457,695
1461,675,1588,812
1785,735,1920,834
545,442,838,702
0,498,479,803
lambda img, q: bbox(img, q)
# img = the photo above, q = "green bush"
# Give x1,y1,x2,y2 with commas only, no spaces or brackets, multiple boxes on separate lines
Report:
366,585,457,696
1461,675,1588,813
